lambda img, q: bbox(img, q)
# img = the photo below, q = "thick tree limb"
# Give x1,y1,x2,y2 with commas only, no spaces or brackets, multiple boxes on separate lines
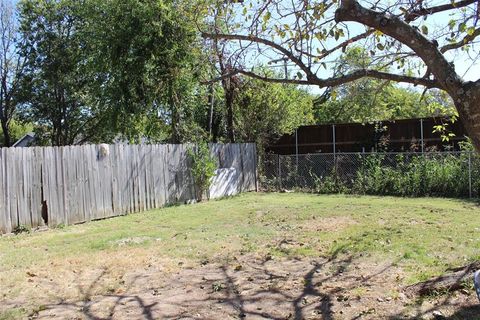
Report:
335,0,461,92
317,29,374,59
202,32,317,81
201,69,313,85
404,0,477,22
203,68,439,88
310,69,439,88
441,27,480,52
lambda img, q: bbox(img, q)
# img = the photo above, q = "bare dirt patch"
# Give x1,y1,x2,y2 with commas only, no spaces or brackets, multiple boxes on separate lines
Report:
303,215,358,232
23,254,479,320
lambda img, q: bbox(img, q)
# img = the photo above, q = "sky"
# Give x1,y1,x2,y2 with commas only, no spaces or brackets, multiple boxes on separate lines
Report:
227,0,480,95
7,0,480,90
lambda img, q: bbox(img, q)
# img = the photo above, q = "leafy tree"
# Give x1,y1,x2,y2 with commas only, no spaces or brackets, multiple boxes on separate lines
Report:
202,0,480,151
0,0,26,146
315,47,456,124
234,72,314,149
0,119,33,146
79,0,205,143
17,0,96,145
17,0,206,145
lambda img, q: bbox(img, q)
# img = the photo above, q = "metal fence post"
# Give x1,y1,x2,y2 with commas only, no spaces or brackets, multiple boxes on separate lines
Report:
278,154,282,190
295,129,299,187
420,118,424,154
469,152,472,198
332,124,337,174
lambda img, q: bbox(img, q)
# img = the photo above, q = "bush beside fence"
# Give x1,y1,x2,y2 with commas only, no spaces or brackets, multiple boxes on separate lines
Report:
263,152,478,198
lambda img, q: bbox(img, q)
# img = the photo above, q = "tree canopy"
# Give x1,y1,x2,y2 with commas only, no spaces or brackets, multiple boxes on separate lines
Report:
315,47,456,124
0,0,476,147
201,0,480,150
16,0,205,145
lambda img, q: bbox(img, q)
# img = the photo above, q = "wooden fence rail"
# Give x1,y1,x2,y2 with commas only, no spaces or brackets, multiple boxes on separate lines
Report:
0,143,257,234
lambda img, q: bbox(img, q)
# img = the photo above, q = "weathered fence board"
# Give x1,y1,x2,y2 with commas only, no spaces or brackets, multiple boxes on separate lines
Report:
0,143,256,233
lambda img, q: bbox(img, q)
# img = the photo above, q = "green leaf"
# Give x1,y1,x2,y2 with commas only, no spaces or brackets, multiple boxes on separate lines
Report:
421,25,428,35
448,19,456,30
263,11,271,23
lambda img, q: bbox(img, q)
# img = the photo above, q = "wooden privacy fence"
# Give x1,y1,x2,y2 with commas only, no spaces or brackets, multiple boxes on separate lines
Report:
0,143,257,234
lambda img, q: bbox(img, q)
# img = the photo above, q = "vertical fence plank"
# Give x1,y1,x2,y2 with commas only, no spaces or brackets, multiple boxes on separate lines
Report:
125,145,134,214
164,144,175,204
155,145,167,207
103,145,114,218
0,148,9,233
30,148,43,227
8,148,19,230
17,148,30,227
145,144,153,210
111,144,120,215
63,146,73,224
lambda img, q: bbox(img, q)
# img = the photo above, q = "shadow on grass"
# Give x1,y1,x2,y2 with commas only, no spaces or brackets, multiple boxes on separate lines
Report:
31,232,478,320
32,252,403,320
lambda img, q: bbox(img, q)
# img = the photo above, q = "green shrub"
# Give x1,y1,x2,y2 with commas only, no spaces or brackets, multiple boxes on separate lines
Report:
187,142,217,201
305,152,475,198
312,169,348,194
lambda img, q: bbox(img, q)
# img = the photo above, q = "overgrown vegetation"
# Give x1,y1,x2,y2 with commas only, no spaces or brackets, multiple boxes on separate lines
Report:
187,142,217,201
266,150,479,198
1,0,463,148
351,153,476,198
309,152,480,198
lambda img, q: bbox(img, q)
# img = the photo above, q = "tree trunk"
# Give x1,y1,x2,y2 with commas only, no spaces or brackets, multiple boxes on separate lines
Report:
1,119,11,147
225,83,235,143
169,84,180,144
207,85,214,137
454,83,480,151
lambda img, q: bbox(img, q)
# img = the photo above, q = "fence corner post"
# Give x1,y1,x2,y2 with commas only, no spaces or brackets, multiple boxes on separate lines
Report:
469,151,473,198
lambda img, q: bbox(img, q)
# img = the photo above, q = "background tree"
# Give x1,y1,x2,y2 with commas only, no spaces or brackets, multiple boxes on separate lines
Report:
17,0,207,145
18,0,94,146
79,0,206,143
234,70,314,149
202,0,480,151
0,0,25,146
315,47,456,124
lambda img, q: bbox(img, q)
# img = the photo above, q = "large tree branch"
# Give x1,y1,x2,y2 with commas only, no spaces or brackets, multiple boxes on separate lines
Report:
201,69,313,85
404,0,477,22
335,0,462,93
317,29,374,59
202,32,317,81
441,27,480,52
311,69,439,88
203,68,439,89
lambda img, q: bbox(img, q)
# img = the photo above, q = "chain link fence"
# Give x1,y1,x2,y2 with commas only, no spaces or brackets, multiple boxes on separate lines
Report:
262,152,480,198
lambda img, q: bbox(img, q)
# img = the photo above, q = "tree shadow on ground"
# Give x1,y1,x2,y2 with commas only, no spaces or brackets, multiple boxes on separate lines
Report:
32,233,479,319
387,288,480,320
34,252,405,319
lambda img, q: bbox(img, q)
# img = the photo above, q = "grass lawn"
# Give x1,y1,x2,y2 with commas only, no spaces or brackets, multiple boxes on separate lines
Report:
1,193,479,319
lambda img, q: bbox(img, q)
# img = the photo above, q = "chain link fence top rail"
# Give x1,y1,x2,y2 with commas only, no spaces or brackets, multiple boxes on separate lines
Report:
262,151,479,198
